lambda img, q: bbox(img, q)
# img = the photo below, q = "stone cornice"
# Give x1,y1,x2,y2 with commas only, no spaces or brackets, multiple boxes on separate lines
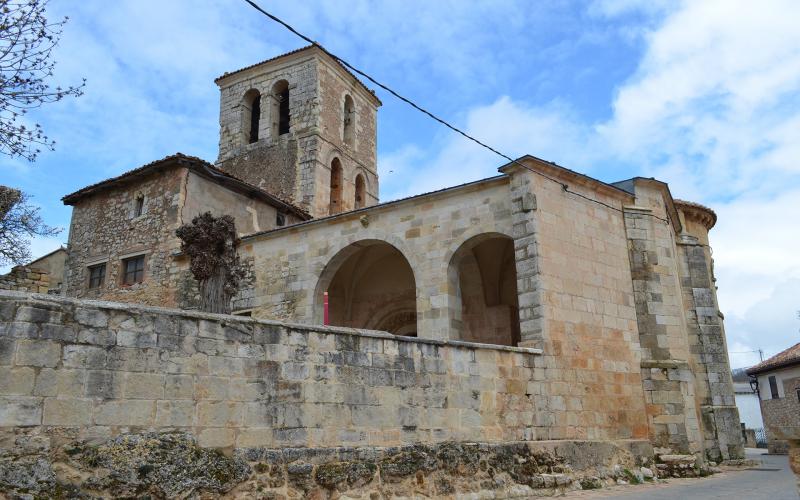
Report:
674,199,717,230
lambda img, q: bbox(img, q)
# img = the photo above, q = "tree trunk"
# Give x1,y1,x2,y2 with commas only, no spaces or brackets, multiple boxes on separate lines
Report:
199,265,230,314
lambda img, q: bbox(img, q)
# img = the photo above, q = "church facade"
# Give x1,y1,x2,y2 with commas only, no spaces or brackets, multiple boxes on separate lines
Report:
60,45,743,463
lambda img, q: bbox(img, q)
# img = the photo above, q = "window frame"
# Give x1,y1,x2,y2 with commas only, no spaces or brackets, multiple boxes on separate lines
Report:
133,194,145,218
768,375,779,399
121,254,146,285
87,262,106,289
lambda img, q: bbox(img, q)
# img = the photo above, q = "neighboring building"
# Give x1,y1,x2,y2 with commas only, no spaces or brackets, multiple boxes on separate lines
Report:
747,342,800,454
27,246,67,294
733,382,765,432
61,154,309,310
0,247,66,294
59,46,745,463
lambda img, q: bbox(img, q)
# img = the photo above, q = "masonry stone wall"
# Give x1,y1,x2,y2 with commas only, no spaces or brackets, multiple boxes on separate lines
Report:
506,164,650,442
757,367,800,454
0,291,663,498
216,48,380,217
64,167,297,311
675,202,743,462
0,290,547,448
0,266,50,294
64,168,184,307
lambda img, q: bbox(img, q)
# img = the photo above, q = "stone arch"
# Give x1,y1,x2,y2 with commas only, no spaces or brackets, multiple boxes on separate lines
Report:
270,79,290,137
313,239,418,336
241,89,261,144
446,232,520,346
329,157,343,215
343,94,355,147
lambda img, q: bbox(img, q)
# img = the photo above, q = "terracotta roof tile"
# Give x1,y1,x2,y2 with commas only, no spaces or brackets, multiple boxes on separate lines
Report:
746,342,800,375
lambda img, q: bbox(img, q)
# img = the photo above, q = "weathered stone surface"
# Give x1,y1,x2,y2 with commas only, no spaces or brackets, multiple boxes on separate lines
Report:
0,431,655,498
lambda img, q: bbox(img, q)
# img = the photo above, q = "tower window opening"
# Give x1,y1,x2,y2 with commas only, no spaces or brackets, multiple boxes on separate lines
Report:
272,80,290,137
329,158,343,215
355,174,365,209
343,94,355,147
249,92,261,143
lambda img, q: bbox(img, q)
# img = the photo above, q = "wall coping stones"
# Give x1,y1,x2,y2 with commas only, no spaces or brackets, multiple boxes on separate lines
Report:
0,290,543,356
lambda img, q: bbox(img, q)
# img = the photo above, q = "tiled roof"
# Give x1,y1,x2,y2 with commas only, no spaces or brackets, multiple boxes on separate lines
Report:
215,45,382,106
61,153,310,220
746,342,800,375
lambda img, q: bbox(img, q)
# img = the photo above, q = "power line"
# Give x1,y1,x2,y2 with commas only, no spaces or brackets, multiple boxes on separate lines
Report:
241,0,672,225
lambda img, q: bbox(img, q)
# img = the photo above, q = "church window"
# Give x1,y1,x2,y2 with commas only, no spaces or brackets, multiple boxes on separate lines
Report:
271,80,290,137
133,194,145,218
354,174,365,209
329,158,343,215
343,94,355,147
243,89,261,144
276,212,286,227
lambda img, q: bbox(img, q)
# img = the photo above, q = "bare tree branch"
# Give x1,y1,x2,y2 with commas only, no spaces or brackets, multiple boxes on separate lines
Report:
0,0,85,161
0,184,60,266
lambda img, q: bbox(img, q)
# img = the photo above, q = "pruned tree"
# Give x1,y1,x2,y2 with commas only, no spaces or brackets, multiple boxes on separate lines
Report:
176,212,245,314
0,185,60,266
0,0,85,161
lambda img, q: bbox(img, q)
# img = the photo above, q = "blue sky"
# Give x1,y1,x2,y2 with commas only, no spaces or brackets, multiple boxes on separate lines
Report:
2,0,799,368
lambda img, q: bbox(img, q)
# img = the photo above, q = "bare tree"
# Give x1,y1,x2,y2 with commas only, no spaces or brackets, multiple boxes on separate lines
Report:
0,0,85,161
176,212,245,314
0,185,60,266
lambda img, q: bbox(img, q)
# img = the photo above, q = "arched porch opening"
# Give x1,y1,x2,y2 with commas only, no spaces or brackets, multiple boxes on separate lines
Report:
314,240,417,336
448,233,520,346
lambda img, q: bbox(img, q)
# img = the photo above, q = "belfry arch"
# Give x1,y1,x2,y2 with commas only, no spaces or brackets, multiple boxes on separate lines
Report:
314,240,417,336
448,233,520,346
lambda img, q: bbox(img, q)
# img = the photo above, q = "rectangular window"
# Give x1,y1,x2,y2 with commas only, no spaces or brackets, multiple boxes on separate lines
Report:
796,388,800,403
768,375,779,399
133,195,145,218
88,263,106,289
122,255,145,285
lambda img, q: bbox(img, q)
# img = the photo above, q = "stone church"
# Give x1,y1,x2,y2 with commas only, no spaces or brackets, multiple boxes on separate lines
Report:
58,45,743,466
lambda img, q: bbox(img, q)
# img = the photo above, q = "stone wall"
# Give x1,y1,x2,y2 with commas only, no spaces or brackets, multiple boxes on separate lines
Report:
758,369,800,454
0,266,50,294
0,290,546,448
215,47,380,217
0,290,658,497
675,201,743,462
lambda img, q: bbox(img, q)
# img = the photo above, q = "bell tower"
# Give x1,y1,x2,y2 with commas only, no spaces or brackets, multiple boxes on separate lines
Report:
215,46,381,218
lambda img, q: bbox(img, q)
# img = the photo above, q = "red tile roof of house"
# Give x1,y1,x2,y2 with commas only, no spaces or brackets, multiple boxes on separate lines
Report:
61,153,310,220
746,342,800,376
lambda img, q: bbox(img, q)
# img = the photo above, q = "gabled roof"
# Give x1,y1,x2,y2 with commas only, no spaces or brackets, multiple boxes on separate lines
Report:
28,246,66,266
746,342,800,376
215,45,382,106
498,155,634,200
61,153,310,220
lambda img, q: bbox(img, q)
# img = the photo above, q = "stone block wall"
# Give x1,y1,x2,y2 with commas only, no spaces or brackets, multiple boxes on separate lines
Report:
0,266,50,294
216,48,380,217
508,163,650,443
0,290,545,449
0,290,658,498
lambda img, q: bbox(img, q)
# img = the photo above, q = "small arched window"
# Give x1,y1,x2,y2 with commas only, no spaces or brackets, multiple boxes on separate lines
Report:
343,94,355,147
329,158,343,215
243,89,261,144
354,174,365,209
271,80,290,137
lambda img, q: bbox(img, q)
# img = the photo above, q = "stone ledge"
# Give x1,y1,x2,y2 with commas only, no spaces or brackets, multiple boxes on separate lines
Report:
0,290,542,355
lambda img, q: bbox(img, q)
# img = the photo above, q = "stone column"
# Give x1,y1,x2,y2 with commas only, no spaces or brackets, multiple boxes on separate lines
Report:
623,181,704,458
508,171,544,349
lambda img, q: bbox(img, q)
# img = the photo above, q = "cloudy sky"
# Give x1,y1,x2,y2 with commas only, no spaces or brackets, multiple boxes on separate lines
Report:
2,0,799,367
